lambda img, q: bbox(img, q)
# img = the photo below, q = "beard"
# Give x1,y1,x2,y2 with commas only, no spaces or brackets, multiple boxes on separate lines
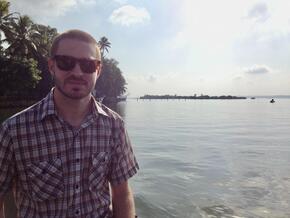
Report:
53,73,94,100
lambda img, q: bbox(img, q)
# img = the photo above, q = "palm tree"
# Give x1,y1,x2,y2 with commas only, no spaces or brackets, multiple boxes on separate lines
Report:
98,36,111,58
0,0,9,15
32,24,58,98
32,24,57,58
0,0,18,54
4,15,39,59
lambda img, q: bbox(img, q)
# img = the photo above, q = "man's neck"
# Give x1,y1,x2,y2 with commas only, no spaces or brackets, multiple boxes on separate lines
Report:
53,89,92,128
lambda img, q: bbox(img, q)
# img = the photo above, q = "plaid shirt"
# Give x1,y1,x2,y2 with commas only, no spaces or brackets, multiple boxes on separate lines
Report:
0,90,139,218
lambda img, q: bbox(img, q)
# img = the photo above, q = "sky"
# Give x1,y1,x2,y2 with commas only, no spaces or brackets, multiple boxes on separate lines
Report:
9,0,290,97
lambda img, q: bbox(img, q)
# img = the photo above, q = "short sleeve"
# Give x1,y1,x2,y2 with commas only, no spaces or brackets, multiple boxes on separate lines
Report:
109,120,139,186
0,122,15,197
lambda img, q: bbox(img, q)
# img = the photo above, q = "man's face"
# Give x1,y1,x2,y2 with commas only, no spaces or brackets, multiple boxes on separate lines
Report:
48,38,101,100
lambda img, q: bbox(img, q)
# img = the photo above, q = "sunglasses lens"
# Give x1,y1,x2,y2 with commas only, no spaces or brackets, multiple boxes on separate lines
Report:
79,59,97,74
54,55,98,74
54,55,75,71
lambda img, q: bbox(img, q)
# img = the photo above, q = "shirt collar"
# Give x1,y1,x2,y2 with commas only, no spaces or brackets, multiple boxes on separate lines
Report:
39,88,109,121
91,97,109,118
39,89,57,121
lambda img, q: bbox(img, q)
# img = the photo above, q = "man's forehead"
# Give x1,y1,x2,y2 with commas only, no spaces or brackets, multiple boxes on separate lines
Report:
58,38,95,49
56,38,100,59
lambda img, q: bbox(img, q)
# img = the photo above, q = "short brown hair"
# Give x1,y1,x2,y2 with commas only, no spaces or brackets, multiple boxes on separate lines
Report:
50,29,101,60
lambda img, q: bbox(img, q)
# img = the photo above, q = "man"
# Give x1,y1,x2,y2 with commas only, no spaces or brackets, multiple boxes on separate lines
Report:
0,29,139,218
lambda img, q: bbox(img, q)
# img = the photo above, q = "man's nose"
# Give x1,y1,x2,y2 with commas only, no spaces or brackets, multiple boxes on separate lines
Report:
71,62,84,76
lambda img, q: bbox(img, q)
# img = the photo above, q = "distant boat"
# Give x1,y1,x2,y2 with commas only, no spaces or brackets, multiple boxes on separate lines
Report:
270,99,275,103
251,97,256,99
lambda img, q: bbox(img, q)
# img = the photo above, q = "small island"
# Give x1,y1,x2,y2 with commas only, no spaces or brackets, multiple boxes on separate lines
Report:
139,94,247,100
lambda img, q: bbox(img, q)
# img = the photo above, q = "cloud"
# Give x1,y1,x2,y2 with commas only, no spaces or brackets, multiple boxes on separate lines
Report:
78,0,96,5
9,0,95,19
233,76,243,81
109,5,150,26
169,31,188,49
246,2,270,23
113,0,127,4
147,75,157,83
243,65,271,74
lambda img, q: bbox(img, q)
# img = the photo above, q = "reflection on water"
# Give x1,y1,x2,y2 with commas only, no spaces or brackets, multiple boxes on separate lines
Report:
115,101,126,118
119,99,290,218
201,205,238,218
104,101,126,118
135,195,175,218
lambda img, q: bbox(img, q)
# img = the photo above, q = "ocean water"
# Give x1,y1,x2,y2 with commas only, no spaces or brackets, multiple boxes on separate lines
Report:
118,99,290,218
1,99,290,218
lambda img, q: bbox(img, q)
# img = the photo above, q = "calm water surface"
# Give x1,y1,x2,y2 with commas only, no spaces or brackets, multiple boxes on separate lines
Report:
1,99,290,218
118,99,290,218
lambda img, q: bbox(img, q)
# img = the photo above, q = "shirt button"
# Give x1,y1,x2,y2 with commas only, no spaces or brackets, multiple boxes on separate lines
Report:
75,209,79,215
76,158,80,162
75,184,79,189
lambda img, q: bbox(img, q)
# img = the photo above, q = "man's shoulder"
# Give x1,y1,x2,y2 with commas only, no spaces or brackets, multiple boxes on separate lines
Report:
94,101,124,124
1,98,45,128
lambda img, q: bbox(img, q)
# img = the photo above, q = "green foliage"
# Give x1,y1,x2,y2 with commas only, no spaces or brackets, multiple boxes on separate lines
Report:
0,2,57,98
0,0,16,54
0,1,127,100
0,56,41,97
95,58,127,98
32,24,58,58
98,36,111,58
95,37,127,99
0,1,43,98
0,0,9,16
4,15,39,58
32,24,57,98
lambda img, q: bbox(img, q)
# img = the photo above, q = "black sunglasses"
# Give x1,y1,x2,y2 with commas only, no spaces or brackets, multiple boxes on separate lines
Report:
53,55,100,74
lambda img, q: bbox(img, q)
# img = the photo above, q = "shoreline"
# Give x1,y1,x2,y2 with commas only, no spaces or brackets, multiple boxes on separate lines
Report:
139,95,247,100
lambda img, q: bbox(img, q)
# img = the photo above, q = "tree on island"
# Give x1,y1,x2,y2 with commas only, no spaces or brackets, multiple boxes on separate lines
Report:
139,94,246,100
95,58,127,98
95,37,127,101
98,36,111,58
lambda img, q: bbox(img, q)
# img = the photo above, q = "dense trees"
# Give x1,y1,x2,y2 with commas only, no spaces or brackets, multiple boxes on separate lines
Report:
0,0,54,98
0,57,40,97
95,58,127,98
95,37,127,100
0,0,127,101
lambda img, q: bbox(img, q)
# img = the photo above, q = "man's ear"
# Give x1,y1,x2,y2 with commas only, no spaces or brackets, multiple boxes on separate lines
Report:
96,63,102,77
47,58,55,76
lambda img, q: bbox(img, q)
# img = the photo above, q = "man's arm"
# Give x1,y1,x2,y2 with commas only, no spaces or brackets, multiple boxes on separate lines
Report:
111,181,136,218
0,198,4,218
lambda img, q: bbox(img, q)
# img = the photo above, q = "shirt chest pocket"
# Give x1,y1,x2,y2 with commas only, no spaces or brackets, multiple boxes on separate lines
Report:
27,158,64,202
89,152,110,192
